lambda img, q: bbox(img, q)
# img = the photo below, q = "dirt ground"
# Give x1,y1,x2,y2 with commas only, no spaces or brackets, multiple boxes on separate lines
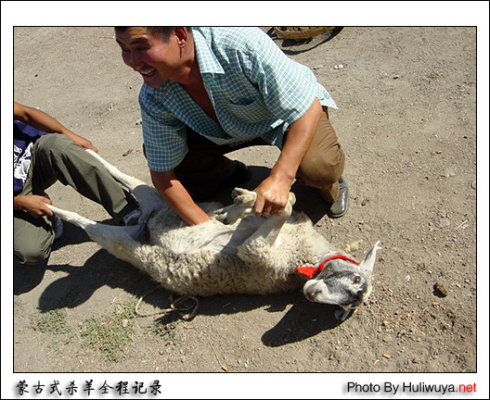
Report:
8,25,485,396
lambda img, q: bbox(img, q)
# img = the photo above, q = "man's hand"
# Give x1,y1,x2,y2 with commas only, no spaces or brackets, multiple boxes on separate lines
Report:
253,174,292,216
63,131,98,152
14,195,54,218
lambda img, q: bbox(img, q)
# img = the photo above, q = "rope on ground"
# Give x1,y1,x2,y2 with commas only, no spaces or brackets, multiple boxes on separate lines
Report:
135,287,200,321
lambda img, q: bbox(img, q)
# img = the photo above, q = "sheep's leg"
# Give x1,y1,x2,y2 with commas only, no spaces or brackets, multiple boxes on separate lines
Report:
216,187,295,245
48,204,143,266
235,191,295,269
84,149,166,217
48,205,96,231
245,191,296,246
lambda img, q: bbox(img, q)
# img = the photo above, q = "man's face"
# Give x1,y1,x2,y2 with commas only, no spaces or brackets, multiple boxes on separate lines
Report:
115,27,184,88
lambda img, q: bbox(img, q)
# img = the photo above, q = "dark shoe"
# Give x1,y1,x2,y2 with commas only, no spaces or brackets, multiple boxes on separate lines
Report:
327,177,349,218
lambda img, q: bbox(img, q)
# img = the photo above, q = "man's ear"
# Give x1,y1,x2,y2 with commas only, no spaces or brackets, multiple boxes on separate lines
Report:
174,27,189,46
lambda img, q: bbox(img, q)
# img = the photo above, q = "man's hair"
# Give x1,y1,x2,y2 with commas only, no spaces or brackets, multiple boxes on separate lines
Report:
114,27,192,42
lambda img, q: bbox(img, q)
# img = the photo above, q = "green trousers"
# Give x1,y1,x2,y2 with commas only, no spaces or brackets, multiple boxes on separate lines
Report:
14,134,137,265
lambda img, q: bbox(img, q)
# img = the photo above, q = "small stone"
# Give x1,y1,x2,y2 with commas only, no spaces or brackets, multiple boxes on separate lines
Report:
433,282,448,298
439,218,451,228
441,168,456,178
382,353,391,359
361,199,369,207
417,263,427,272
329,355,335,361
122,319,128,328
345,240,362,252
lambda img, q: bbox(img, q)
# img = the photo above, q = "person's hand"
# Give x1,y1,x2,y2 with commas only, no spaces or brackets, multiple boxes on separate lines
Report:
14,195,53,218
64,131,98,152
253,175,291,216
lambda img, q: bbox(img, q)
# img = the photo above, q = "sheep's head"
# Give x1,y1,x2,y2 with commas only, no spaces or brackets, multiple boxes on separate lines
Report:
300,241,382,321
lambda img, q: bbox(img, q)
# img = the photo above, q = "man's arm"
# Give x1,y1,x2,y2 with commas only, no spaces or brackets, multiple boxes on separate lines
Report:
150,169,211,225
253,97,323,216
14,101,98,152
13,101,98,217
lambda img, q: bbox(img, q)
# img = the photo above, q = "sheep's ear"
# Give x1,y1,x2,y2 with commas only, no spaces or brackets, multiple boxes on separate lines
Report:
358,241,382,275
335,308,352,321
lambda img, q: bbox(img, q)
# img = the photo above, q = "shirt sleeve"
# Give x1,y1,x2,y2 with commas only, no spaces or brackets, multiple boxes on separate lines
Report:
238,28,330,124
139,86,188,171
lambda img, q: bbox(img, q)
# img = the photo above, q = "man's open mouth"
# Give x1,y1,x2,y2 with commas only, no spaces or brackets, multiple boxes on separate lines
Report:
141,69,156,77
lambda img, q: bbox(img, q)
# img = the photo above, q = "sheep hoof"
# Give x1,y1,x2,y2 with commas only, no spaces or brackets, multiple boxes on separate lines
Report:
214,206,233,224
214,205,253,225
232,187,257,206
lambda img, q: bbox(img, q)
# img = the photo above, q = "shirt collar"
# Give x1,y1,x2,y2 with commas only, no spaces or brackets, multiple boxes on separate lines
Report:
193,27,224,74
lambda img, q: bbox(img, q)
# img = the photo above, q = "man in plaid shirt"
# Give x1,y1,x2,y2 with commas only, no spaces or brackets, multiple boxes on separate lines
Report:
115,27,348,225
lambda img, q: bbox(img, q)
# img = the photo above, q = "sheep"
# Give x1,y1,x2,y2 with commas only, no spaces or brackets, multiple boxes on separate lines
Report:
48,149,382,321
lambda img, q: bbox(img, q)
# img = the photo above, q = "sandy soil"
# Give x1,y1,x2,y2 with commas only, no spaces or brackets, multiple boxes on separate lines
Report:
8,25,485,397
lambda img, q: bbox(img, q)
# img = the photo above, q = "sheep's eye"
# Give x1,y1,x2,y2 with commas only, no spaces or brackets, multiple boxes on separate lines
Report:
353,275,361,284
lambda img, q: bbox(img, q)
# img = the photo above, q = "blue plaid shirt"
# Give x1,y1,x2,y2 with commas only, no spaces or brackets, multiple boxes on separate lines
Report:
139,27,337,171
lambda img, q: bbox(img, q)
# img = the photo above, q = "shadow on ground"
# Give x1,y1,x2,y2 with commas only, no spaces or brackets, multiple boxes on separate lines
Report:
35,249,345,349
14,216,118,296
